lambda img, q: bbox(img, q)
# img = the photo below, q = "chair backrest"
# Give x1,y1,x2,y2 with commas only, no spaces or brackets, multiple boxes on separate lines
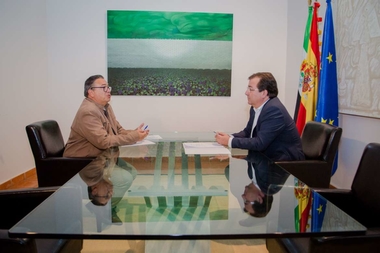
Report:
351,142,380,215
301,121,342,163
26,120,65,160
0,187,58,229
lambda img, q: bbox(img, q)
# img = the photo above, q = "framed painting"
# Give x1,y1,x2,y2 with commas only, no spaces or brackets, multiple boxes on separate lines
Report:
107,10,233,96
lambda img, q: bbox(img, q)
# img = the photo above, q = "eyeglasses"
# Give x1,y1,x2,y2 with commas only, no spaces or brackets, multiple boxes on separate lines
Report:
242,196,255,205
94,187,113,199
91,86,112,92
247,87,259,92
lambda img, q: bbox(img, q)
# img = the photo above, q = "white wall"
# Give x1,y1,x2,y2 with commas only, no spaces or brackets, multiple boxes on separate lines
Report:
45,0,294,140
1,0,301,184
0,0,49,183
332,114,380,188
3,0,373,190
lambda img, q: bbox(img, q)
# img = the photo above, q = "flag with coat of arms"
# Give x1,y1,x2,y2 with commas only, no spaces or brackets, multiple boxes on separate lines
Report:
295,1,321,135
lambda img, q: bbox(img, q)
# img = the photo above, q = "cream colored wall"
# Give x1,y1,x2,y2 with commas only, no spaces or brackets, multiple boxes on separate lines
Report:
0,0,49,183
332,114,380,188
3,0,302,184
45,0,293,140
2,0,376,189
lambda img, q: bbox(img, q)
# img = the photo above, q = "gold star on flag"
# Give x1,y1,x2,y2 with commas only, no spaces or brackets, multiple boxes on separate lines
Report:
317,204,323,214
329,119,334,125
327,52,333,63
321,118,327,123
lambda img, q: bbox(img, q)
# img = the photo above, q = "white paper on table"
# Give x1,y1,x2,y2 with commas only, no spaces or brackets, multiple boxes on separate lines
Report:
183,142,231,155
121,139,156,147
145,134,162,140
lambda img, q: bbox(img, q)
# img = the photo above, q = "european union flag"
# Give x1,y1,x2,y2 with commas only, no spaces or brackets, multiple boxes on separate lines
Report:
315,0,339,175
311,191,327,232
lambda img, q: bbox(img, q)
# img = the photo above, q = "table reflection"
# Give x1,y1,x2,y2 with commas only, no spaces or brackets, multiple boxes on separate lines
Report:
80,143,293,232
9,139,366,240
119,143,230,225
240,152,290,218
79,147,138,228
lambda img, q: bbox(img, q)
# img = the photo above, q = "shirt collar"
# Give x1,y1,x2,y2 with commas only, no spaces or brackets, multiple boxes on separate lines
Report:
253,98,270,113
86,97,109,111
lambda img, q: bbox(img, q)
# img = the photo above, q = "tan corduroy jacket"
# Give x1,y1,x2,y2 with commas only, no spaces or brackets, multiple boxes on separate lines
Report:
63,98,139,157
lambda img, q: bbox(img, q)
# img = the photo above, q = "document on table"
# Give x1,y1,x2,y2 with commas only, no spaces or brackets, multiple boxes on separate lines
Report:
121,139,156,147
183,142,231,155
145,134,162,140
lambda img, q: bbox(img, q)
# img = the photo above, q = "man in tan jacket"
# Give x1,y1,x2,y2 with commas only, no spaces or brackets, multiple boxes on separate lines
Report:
63,74,149,157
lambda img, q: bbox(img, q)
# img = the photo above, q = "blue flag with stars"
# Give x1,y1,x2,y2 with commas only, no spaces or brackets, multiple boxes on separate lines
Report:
311,191,327,232
315,0,339,175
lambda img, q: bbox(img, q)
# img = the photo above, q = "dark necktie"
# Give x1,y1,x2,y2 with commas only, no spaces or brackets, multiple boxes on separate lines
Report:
247,162,253,179
250,111,258,138
104,109,116,135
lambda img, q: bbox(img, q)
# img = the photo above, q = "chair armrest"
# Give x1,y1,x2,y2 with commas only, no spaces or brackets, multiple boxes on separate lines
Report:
0,229,30,244
309,232,380,253
275,161,331,188
37,157,94,187
313,188,352,197
313,189,354,212
267,230,380,253
0,186,60,196
266,237,308,253
0,187,59,229
0,229,36,253
0,187,83,253
312,189,377,227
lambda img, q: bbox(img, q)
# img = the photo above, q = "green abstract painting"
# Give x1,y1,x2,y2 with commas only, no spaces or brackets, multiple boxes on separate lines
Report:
107,10,233,96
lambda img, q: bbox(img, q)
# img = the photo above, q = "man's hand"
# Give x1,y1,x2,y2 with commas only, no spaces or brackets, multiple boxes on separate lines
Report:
136,123,144,130
135,123,148,141
215,132,230,146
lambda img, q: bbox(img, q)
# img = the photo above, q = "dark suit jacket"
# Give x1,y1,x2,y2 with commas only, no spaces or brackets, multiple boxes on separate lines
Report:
232,97,304,161
246,152,290,195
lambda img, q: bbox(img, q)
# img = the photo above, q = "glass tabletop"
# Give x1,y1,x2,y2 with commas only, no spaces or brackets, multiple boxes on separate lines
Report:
9,133,366,239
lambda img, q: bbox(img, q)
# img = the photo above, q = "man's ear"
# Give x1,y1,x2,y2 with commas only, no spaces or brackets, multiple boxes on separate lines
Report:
88,89,94,98
91,185,98,195
257,191,265,204
261,89,269,98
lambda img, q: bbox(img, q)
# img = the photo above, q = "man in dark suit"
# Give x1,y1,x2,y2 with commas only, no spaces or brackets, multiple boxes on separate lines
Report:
215,72,304,161
242,152,290,217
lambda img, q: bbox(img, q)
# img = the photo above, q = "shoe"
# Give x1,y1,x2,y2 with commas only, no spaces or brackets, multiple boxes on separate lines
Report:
112,207,122,224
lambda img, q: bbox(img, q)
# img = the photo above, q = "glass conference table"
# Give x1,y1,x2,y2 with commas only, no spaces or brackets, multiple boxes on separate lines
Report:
10,132,365,246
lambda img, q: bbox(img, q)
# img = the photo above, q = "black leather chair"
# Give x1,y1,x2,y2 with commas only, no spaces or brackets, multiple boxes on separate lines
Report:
276,121,342,188
0,187,83,253
26,120,94,187
266,142,380,253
